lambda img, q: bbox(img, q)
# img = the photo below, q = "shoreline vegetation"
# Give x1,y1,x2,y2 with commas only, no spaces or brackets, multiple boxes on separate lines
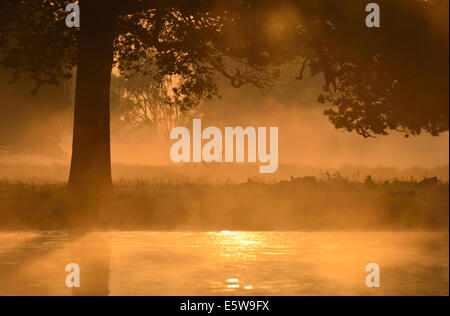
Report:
0,171,448,231
0,163,448,182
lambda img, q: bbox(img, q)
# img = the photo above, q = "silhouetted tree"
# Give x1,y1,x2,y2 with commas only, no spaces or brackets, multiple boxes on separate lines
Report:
0,0,448,199
110,68,201,138
301,0,449,138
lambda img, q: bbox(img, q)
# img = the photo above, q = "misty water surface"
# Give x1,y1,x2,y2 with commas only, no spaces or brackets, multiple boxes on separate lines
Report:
0,231,448,296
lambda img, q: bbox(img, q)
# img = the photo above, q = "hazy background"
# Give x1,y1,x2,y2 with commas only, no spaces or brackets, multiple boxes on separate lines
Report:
0,67,448,182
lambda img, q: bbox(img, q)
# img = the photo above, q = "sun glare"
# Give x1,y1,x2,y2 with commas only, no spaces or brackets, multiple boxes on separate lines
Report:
220,231,241,235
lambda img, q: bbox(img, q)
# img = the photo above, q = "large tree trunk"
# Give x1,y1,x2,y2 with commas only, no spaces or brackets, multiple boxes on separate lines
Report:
68,1,117,201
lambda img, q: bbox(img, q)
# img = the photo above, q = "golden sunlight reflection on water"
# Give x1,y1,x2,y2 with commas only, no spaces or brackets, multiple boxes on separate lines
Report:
0,231,448,296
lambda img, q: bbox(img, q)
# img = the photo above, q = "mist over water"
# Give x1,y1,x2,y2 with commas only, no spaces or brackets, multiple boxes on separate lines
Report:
0,1,448,297
0,231,448,296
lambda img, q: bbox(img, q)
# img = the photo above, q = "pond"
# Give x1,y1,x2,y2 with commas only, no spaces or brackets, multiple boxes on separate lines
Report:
0,231,448,296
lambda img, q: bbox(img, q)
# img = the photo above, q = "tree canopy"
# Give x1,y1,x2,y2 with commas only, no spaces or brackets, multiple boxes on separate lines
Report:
1,0,448,139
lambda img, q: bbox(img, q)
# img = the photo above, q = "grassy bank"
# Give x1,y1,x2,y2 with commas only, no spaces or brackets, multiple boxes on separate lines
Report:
0,176,448,231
